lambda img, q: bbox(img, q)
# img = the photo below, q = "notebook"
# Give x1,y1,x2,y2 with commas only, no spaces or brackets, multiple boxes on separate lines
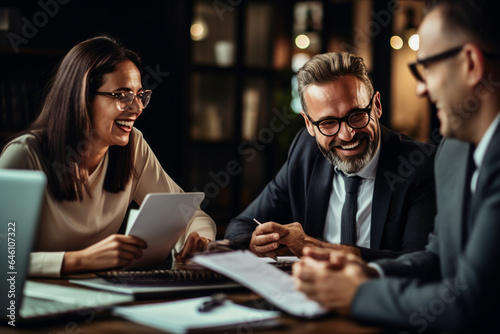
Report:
0,169,133,325
113,295,281,333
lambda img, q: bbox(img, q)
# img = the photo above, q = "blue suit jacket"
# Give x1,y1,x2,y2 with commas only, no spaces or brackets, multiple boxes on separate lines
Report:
352,123,500,332
225,126,436,261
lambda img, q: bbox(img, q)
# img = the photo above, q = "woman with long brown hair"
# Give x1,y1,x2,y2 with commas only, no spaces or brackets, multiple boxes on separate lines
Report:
0,35,215,277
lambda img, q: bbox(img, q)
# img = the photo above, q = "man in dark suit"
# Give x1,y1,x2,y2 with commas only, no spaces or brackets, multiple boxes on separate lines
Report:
225,52,436,261
293,0,500,332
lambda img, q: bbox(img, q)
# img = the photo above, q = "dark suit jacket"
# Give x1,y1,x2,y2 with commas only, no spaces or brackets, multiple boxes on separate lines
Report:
351,123,500,332
225,126,436,261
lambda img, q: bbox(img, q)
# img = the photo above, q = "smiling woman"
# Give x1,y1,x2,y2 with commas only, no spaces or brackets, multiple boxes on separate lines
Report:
0,36,216,277
89,60,149,173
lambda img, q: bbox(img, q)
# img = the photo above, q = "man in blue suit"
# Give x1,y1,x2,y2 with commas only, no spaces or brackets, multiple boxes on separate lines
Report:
225,52,436,261
293,0,500,332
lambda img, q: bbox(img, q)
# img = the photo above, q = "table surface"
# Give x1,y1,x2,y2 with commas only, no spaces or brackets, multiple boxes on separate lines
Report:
0,276,384,334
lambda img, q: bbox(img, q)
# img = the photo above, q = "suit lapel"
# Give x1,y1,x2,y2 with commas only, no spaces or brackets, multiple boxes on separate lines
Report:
470,121,500,228
437,140,471,252
304,156,334,238
371,127,396,249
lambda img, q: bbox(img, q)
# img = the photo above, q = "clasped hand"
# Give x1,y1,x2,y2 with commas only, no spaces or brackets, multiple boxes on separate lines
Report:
292,246,379,316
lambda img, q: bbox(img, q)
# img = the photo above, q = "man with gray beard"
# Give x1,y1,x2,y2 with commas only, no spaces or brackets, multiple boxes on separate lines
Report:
225,52,436,261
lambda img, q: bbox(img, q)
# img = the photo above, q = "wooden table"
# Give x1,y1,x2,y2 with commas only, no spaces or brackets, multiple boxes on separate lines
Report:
1,278,382,334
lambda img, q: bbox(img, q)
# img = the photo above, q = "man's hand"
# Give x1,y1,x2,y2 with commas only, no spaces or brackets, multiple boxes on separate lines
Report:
249,222,362,258
175,232,211,262
62,234,147,274
250,221,321,258
278,222,322,256
249,222,292,258
292,247,376,316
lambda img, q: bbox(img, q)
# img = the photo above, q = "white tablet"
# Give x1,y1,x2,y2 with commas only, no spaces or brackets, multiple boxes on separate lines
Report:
124,192,205,269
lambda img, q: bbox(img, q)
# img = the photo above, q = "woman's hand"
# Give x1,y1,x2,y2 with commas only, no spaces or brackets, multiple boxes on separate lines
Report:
174,232,211,262
61,234,147,274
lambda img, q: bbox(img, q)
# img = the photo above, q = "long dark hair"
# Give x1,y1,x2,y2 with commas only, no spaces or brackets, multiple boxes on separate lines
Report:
29,35,142,201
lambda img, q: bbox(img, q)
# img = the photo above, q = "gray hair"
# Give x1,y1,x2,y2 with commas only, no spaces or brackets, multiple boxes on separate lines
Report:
297,52,374,114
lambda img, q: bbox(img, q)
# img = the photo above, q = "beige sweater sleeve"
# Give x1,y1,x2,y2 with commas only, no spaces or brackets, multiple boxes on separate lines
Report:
0,136,65,277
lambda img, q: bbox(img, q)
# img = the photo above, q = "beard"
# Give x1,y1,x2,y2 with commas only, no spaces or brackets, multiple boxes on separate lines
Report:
317,131,378,174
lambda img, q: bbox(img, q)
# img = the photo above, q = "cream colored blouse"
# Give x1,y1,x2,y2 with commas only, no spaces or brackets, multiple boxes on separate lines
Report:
0,128,216,277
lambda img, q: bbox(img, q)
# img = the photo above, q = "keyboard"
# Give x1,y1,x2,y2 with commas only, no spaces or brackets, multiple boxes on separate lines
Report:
97,269,230,285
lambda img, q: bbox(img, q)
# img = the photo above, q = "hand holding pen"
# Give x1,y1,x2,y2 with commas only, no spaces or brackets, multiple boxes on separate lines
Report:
249,218,295,258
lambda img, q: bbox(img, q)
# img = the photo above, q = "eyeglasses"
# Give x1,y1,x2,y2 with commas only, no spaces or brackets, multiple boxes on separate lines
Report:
95,90,152,111
408,46,464,83
306,92,375,137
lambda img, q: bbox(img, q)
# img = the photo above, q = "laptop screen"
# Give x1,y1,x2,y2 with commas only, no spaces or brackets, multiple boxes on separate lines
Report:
0,169,46,324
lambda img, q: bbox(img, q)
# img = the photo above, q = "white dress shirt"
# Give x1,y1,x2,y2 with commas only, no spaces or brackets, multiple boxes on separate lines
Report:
323,138,381,247
471,112,500,194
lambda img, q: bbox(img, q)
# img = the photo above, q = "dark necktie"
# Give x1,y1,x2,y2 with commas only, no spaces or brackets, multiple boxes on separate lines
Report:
462,145,476,244
340,174,362,245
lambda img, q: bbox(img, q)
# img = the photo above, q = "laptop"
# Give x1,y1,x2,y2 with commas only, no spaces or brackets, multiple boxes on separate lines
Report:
0,169,133,325
70,192,242,296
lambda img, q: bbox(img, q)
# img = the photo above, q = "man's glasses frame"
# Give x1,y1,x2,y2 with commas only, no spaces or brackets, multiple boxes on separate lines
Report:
408,46,464,83
408,45,500,83
95,90,152,111
306,92,376,137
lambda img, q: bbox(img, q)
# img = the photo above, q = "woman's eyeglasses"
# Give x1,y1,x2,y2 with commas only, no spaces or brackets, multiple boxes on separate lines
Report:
95,90,152,111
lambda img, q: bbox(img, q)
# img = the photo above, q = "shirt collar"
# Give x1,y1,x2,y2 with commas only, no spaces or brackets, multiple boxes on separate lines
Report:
335,135,381,180
473,112,500,171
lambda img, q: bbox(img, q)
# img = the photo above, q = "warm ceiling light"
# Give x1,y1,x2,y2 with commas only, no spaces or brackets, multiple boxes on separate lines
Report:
390,35,403,50
190,20,208,41
408,34,420,51
295,34,310,49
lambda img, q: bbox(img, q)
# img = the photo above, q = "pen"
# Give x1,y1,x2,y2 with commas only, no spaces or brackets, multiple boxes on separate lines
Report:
198,293,227,312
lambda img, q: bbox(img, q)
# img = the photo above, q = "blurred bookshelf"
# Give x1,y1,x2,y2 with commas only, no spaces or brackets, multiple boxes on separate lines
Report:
185,0,301,235
0,47,63,147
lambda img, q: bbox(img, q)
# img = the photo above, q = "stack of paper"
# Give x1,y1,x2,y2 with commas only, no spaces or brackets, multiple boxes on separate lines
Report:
192,250,328,318
113,296,281,334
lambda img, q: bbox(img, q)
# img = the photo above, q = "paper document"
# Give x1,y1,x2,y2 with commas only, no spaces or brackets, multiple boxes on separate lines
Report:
192,250,328,318
124,192,204,269
124,209,140,235
113,296,281,334
255,255,301,264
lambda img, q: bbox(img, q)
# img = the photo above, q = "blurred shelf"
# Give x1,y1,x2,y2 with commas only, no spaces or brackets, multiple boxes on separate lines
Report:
192,64,293,76
0,46,66,56
185,0,295,231
0,131,17,137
